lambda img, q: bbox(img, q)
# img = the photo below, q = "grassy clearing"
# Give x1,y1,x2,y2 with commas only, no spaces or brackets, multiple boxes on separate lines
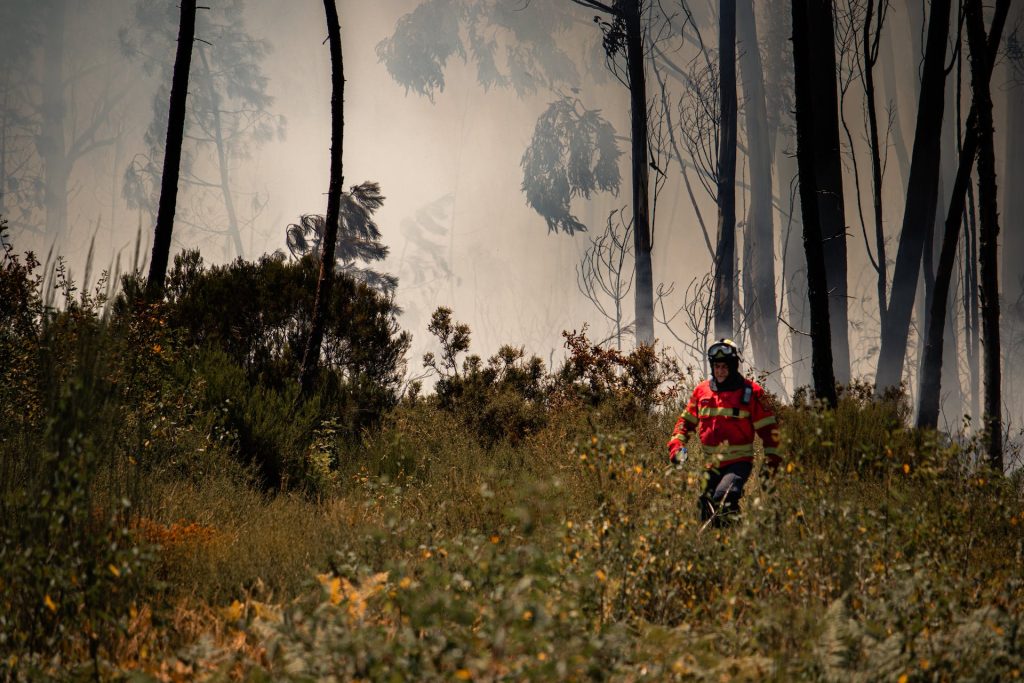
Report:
2,244,1022,680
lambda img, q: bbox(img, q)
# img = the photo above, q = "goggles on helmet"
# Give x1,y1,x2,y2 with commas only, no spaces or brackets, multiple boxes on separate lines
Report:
707,340,739,361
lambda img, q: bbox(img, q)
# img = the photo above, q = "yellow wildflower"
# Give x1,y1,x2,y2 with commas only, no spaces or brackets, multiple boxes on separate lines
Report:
221,599,243,621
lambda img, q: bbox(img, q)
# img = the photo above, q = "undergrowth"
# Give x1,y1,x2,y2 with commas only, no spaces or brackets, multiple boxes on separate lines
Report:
1,237,1022,680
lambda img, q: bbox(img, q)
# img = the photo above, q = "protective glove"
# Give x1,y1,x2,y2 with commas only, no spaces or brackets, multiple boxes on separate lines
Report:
669,446,688,466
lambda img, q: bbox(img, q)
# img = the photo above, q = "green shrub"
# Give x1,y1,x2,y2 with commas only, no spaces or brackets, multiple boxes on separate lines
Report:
421,308,683,448
784,380,918,477
187,347,321,490
163,250,409,407
114,251,411,491
0,406,152,673
422,307,549,446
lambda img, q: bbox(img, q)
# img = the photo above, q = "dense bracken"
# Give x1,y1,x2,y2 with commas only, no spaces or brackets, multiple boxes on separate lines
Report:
1,236,1022,680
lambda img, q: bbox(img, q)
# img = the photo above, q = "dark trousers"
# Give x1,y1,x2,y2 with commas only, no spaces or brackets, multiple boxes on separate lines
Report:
699,460,753,527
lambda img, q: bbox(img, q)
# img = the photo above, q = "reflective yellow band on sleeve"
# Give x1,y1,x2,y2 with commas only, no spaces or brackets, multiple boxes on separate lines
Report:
706,443,755,456
753,416,777,429
763,447,781,456
699,407,751,419
668,435,684,444
682,412,699,424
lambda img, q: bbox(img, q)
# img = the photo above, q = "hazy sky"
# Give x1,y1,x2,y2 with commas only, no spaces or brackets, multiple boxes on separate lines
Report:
5,0,1023,435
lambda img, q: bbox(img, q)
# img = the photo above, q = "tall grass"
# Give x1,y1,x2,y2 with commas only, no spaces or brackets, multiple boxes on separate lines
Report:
2,237,1021,680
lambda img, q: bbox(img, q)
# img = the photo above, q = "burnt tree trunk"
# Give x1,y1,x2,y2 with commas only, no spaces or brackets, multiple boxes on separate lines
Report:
964,0,1003,471
624,0,654,346
863,0,888,329
805,0,849,384
298,0,346,398
792,0,837,408
714,0,738,341
917,0,1009,432
874,0,952,392
146,0,196,296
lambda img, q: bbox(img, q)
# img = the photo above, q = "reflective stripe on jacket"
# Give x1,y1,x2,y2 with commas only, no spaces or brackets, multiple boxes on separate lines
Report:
667,379,781,467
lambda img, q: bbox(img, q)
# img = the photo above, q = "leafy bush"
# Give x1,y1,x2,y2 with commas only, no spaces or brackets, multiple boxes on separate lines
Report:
784,380,917,477
422,307,550,446
163,249,410,406
114,250,412,490
421,308,684,447
554,327,686,412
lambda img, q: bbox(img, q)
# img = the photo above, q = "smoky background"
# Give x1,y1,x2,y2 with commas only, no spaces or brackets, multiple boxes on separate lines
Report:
2,0,1022,445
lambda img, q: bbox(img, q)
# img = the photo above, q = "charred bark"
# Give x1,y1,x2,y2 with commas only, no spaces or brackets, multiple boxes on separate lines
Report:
792,0,838,408
863,0,888,329
804,0,850,383
146,0,196,296
623,0,654,346
298,0,346,398
964,0,1003,471
714,0,738,341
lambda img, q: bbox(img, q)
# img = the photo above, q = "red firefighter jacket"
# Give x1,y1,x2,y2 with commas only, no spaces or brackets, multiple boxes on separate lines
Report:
667,379,781,468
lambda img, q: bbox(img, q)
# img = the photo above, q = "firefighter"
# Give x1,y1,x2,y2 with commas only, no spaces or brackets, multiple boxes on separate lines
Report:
667,338,781,526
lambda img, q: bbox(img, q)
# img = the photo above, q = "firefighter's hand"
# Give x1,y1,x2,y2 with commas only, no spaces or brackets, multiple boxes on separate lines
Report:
762,455,782,485
669,446,688,466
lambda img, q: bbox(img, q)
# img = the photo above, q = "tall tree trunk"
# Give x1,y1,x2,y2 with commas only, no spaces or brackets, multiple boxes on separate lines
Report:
916,74,957,424
964,0,1002,471
792,0,837,408
714,0,738,341
874,0,952,393
863,0,888,329
298,0,345,398
805,0,850,384
146,0,196,296
917,0,1009,432
624,0,654,346
196,44,244,259
40,0,68,243
737,0,780,385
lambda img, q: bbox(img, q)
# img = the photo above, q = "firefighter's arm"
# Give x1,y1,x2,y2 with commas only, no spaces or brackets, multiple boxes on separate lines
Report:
751,390,782,470
668,391,699,464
